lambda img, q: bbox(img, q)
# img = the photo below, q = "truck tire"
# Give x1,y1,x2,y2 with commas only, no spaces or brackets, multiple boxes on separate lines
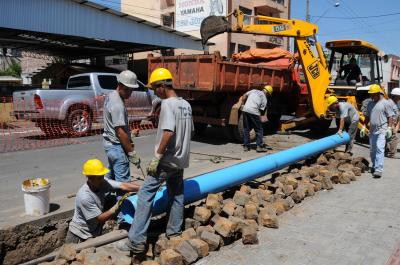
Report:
65,107,92,137
231,113,256,143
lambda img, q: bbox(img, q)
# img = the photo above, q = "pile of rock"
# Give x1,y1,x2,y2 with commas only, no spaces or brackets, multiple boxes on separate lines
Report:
41,151,369,265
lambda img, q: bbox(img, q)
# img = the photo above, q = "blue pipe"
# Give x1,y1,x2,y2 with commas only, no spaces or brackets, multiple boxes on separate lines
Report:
121,133,349,224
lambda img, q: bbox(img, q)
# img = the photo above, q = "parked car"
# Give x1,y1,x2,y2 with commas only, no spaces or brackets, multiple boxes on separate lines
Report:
13,72,161,136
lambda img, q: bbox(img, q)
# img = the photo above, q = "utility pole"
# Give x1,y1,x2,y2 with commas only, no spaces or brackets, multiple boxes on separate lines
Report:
306,0,310,22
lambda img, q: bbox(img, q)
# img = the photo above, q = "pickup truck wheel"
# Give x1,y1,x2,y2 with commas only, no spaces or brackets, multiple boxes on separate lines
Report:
66,108,92,137
232,113,256,143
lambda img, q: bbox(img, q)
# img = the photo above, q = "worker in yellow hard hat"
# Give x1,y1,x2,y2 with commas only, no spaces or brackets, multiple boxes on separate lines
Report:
363,84,396,178
326,95,359,154
118,67,194,254
240,85,273,152
65,159,140,244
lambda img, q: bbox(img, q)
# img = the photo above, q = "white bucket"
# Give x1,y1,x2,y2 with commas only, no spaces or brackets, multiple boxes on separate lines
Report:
21,178,51,216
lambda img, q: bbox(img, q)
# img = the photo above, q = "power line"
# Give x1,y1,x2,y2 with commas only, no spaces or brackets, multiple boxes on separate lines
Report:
312,11,400,19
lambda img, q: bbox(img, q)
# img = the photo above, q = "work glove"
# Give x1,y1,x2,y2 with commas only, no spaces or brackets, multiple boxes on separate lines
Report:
359,126,366,138
128,151,141,168
108,192,133,215
147,154,162,177
386,127,393,139
337,129,343,138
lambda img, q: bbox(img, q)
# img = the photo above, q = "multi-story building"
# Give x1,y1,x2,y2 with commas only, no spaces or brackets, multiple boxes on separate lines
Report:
121,0,291,57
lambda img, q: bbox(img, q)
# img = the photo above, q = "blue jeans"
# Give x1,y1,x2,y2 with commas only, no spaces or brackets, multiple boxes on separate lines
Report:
104,142,131,222
128,164,184,247
243,112,264,147
103,142,131,183
370,132,386,173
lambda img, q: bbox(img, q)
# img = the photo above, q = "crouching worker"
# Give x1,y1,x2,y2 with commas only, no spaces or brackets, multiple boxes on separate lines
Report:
65,159,140,244
327,95,359,154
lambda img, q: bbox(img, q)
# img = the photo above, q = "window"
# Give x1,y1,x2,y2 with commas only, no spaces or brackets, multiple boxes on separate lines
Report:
98,75,118,90
239,6,252,25
162,13,174,28
68,76,91,89
238,44,250,52
272,0,285,5
229,42,236,56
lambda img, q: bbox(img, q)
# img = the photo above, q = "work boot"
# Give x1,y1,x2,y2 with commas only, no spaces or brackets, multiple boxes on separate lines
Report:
369,167,375,174
256,146,268,153
116,239,146,255
372,171,382,178
243,145,251,152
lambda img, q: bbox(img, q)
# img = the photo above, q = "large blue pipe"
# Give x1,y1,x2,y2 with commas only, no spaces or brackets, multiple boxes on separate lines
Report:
121,133,349,223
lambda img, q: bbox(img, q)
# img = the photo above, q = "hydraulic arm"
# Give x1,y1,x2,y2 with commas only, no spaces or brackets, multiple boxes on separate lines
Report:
200,9,332,119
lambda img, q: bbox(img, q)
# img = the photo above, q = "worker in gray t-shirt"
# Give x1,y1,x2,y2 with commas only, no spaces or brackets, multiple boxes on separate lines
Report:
385,88,400,158
362,84,396,178
241,85,273,152
103,70,142,185
66,159,139,244
327,96,360,153
118,68,194,254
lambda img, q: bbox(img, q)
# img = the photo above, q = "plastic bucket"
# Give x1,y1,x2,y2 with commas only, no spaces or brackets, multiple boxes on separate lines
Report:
21,178,51,216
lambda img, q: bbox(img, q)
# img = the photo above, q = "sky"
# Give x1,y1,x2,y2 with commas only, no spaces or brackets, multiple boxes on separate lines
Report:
291,0,400,55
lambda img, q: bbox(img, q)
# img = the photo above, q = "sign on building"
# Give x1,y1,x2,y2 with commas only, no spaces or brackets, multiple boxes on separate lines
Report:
175,0,227,32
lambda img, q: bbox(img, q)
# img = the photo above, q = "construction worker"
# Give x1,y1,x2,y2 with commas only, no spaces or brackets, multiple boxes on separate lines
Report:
385,88,400,158
117,68,194,254
241,85,273,152
361,84,396,178
103,70,141,221
327,96,359,154
339,57,363,85
66,159,140,244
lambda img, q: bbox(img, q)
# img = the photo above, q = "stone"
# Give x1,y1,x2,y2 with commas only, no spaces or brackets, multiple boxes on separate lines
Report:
111,255,131,265
274,188,285,198
285,196,295,209
316,154,328,165
258,208,279,228
188,239,209,258
233,191,250,206
351,157,369,172
233,205,244,219
181,228,197,241
273,199,287,215
159,249,183,265
57,244,77,261
83,252,112,265
330,172,340,184
352,166,362,176
154,237,170,256
338,163,354,172
304,183,315,197
221,200,237,217
239,185,252,194
184,218,200,230
175,241,198,264
200,231,221,251
321,176,334,190
228,216,247,232
249,194,261,206
284,175,299,189
213,217,237,238
71,262,84,265
313,175,323,182
210,214,222,225
48,259,68,265
193,207,212,224
205,194,222,214
245,219,259,231
282,185,294,196
168,236,184,250
241,226,258,245
310,180,322,191
319,169,333,179
338,172,351,184
141,261,160,265
244,203,258,220
76,248,96,263
196,225,215,237
291,187,306,203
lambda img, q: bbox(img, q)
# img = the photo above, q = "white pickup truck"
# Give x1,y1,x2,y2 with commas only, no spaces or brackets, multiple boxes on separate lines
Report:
13,73,160,136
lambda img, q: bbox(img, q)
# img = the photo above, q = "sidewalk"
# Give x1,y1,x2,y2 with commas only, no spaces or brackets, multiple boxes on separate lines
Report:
197,143,400,265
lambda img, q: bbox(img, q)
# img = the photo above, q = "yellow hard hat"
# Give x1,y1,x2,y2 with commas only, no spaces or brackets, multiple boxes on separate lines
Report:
368,84,382,94
264,85,273,94
82,159,109,176
326,95,339,107
148,68,173,88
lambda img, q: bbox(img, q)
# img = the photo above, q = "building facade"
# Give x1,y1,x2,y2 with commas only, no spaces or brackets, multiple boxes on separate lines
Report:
121,0,291,57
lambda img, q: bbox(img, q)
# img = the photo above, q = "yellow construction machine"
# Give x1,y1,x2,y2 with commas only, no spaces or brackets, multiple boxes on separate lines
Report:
200,9,382,133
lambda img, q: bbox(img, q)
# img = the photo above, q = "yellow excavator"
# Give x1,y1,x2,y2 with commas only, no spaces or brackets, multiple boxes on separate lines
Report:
200,9,379,133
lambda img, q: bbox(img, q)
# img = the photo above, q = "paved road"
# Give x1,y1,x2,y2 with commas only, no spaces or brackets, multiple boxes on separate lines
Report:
0,127,307,228
197,142,400,265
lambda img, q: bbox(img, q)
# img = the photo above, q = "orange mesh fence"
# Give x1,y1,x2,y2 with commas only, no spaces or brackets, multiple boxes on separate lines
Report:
0,96,156,153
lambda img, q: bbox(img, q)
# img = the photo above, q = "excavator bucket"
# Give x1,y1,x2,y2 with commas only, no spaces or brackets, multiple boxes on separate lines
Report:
200,16,231,46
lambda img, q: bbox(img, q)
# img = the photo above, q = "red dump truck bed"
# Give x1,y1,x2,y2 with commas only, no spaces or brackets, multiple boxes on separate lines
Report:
147,52,294,95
